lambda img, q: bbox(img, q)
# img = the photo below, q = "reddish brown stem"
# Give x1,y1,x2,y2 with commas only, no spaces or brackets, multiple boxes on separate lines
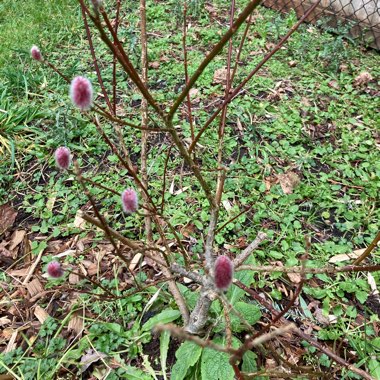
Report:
112,0,121,115
182,2,195,142
79,0,113,113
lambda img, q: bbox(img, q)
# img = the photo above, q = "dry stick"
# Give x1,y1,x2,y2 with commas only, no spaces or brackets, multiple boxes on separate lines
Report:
140,0,153,244
353,230,380,265
235,280,374,380
79,0,113,113
233,232,268,268
182,1,195,142
188,0,322,154
236,264,380,274
44,60,70,83
168,0,263,120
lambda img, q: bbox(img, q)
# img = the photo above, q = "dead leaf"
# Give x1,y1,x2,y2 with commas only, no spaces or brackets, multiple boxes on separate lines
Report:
287,272,302,284
189,88,199,98
80,349,107,373
129,253,142,271
328,248,365,263
213,68,233,86
0,317,11,327
73,210,86,229
0,203,17,235
69,272,80,284
0,242,12,257
277,172,300,194
68,312,84,335
149,61,160,69
328,80,340,90
34,305,50,324
354,71,373,87
9,230,26,251
264,176,278,191
222,199,233,212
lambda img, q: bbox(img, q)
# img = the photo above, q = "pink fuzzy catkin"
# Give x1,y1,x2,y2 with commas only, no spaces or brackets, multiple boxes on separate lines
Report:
70,76,93,111
55,147,71,170
121,189,138,214
31,45,42,61
47,261,64,278
214,255,234,291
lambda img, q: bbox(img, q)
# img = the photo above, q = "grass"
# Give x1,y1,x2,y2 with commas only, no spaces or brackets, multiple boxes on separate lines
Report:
0,0,379,378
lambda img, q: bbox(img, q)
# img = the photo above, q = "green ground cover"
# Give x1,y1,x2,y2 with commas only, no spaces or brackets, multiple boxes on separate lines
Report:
0,0,379,378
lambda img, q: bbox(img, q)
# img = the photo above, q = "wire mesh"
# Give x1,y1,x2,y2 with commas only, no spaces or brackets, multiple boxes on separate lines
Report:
262,0,380,49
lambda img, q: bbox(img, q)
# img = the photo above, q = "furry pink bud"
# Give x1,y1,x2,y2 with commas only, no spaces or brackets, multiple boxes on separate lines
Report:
31,45,42,61
55,146,71,170
214,255,234,291
70,76,93,111
121,189,138,214
47,261,64,278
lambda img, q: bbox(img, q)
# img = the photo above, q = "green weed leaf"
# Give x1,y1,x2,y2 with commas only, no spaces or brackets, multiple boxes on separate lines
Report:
171,341,203,380
142,309,181,332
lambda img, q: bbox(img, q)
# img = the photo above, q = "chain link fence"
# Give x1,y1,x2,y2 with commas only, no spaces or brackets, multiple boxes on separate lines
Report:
262,0,380,49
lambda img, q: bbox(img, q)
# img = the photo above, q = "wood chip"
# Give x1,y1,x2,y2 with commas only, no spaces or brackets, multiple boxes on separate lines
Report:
4,330,17,353
26,278,44,297
69,272,80,284
8,268,30,277
68,312,84,336
9,230,26,251
129,253,142,271
34,305,50,324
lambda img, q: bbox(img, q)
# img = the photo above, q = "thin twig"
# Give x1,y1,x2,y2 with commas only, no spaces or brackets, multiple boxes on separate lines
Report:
233,232,267,268
79,0,113,113
353,230,380,265
169,0,263,120
236,264,380,274
140,0,153,243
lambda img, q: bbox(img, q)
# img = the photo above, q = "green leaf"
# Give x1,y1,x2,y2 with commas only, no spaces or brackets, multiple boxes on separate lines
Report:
171,341,203,380
241,350,257,373
355,290,368,304
122,366,154,379
227,256,255,305
201,337,237,380
230,302,261,332
160,331,170,380
142,309,181,332
368,358,380,380
103,322,123,334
